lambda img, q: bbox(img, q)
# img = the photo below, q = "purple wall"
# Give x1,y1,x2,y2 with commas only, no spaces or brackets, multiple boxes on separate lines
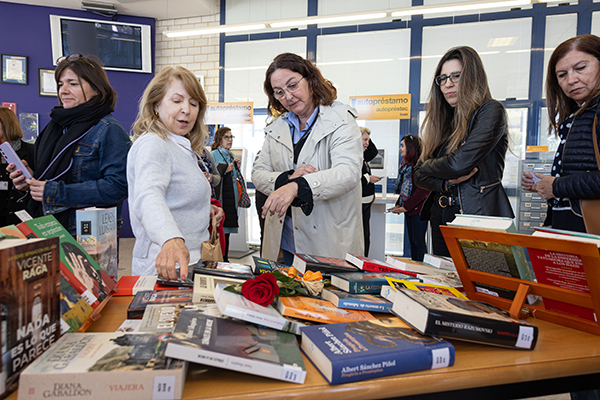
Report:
0,1,155,134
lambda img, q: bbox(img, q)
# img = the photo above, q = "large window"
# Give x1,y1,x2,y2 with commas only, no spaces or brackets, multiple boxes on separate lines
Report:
543,14,577,99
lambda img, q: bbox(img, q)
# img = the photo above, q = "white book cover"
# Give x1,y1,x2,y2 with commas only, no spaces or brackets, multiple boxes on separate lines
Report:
76,207,118,278
193,273,245,303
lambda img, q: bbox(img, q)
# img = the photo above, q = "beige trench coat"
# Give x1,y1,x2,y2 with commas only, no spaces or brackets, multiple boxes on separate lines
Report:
251,102,364,261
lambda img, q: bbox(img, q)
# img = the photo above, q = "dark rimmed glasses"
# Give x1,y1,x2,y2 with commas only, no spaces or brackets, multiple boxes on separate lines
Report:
56,54,95,68
435,71,461,86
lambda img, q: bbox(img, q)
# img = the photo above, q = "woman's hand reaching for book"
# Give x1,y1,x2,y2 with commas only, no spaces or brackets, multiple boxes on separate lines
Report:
156,238,189,281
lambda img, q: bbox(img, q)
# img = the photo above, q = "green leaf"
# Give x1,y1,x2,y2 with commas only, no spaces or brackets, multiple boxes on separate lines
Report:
223,284,242,295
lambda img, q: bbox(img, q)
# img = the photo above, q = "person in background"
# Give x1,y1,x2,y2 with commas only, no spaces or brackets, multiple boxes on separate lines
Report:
200,147,220,198
128,66,223,279
8,54,130,235
389,135,429,262
523,34,600,235
0,107,34,226
414,46,514,257
252,52,363,264
360,127,380,257
211,126,240,262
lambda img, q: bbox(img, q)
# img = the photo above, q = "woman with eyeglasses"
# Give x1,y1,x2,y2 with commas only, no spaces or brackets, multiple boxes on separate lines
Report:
211,126,241,262
414,46,514,257
8,54,130,235
252,52,363,264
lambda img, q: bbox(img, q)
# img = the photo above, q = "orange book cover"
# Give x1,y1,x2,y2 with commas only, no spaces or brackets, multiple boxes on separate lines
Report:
277,296,375,324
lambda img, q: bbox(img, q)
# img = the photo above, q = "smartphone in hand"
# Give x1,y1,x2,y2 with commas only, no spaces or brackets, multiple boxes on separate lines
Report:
0,142,33,179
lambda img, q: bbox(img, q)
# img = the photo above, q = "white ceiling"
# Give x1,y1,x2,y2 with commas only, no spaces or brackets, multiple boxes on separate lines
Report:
7,0,219,20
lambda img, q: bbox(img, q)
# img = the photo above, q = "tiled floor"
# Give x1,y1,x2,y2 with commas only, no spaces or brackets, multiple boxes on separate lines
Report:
117,237,572,400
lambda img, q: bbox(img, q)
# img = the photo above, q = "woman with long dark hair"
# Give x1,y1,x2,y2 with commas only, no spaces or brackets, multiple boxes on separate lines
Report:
414,46,514,256
389,135,429,261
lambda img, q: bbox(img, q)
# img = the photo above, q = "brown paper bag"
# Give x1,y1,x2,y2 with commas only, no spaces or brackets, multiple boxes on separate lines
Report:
201,216,223,261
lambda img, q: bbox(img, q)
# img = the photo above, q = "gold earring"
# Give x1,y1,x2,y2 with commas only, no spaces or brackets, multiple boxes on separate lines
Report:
154,110,159,117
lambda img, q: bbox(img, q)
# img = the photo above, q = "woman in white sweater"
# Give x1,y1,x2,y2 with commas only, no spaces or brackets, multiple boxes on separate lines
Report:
128,66,222,279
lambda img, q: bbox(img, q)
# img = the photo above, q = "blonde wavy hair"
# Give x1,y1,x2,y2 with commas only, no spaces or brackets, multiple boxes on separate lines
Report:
132,66,208,154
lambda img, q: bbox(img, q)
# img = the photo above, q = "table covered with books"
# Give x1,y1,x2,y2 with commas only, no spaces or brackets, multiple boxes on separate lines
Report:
74,296,600,399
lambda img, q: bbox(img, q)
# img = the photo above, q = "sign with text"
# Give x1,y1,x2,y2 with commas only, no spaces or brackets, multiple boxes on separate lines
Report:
350,94,411,120
206,102,253,125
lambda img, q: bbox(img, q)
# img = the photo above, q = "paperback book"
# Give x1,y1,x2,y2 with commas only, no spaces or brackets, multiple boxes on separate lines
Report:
60,274,94,333
384,277,467,299
193,274,245,303
127,289,194,319
138,303,221,334
0,238,62,399
17,333,187,400
193,260,255,280
252,256,291,275
423,254,456,271
301,317,454,384
391,288,538,349
277,296,375,324
165,310,306,384
330,272,419,294
76,207,118,279
292,253,359,276
386,256,450,276
213,283,304,334
345,253,418,276
0,225,26,239
113,275,184,296
321,288,393,313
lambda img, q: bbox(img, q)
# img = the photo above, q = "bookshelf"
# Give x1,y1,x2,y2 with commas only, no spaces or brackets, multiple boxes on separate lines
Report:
441,226,600,336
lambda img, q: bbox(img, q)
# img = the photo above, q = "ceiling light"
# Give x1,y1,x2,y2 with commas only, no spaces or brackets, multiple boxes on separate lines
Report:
391,0,532,18
164,23,267,38
81,1,117,16
269,12,387,28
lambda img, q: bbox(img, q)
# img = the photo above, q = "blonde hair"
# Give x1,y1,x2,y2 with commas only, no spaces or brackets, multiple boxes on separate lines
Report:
132,66,208,154
360,127,371,135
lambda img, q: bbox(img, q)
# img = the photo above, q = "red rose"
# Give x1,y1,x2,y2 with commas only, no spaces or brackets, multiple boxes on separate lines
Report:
241,273,280,306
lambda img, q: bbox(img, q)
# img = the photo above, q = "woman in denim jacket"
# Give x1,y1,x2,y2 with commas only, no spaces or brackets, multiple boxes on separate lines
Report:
8,54,130,234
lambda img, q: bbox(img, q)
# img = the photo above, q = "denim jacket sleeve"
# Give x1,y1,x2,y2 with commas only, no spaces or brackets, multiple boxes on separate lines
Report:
42,116,131,214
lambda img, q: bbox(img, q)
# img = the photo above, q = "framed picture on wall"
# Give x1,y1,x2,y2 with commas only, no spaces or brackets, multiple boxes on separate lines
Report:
1,54,27,85
38,68,57,97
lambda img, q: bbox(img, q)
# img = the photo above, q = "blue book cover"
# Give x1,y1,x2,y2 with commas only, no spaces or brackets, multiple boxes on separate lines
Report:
330,272,419,294
300,317,454,384
321,288,393,313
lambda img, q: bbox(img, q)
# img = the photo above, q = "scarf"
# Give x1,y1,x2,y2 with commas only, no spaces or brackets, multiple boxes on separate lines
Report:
395,163,413,207
29,98,113,220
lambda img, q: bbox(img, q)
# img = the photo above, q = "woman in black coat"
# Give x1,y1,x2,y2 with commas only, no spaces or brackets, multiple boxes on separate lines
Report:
0,107,35,226
414,46,514,257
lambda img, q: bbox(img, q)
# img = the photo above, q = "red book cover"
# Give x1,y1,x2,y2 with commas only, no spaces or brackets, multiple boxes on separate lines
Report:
114,276,182,296
527,248,596,321
346,253,419,277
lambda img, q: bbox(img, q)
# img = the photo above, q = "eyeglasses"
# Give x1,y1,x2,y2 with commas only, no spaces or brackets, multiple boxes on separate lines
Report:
273,77,304,100
56,54,95,69
435,71,461,86
223,135,235,140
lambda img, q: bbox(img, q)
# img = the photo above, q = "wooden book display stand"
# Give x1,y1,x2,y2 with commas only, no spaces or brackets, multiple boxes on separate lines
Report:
441,226,600,336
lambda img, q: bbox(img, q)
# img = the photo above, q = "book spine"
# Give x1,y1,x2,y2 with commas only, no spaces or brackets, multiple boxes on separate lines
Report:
349,282,384,294
362,263,418,277
338,299,392,313
425,311,537,350
16,222,37,239
224,305,287,331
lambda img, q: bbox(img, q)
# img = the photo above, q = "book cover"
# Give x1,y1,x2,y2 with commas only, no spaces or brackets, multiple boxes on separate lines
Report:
330,272,419,294
193,274,245,303
380,285,396,302
300,317,454,384
113,276,184,296
321,288,393,313
59,274,94,333
527,248,596,321
165,311,306,384
417,273,464,291
116,319,141,333
385,277,467,299
18,215,117,307
386,256,449,276
0,238,62,399
213,284,304,335
345,253,418,277
127,289,194,319
193,260,255,280
0,225,26,239
138,303,221,334
292,253,359,276
391,288,538,349
76,207,118,279
17,333,187,400
252,256,292,275
277,296,375,324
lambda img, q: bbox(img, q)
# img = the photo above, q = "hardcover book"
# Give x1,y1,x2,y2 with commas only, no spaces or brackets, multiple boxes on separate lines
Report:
0,238,62,399
138,303,221,334
384,277,467,299
17,333,187,400
345,253,418,277
277,296,375,324
391,288,538,349
321,288,393,313
292,253,359,276
193,274,245,303
17,215,117,308
300,317,454,384
127,289,194,319
76,207,118,279
213,284,304,335
330,272,419,294
165,311,306,384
